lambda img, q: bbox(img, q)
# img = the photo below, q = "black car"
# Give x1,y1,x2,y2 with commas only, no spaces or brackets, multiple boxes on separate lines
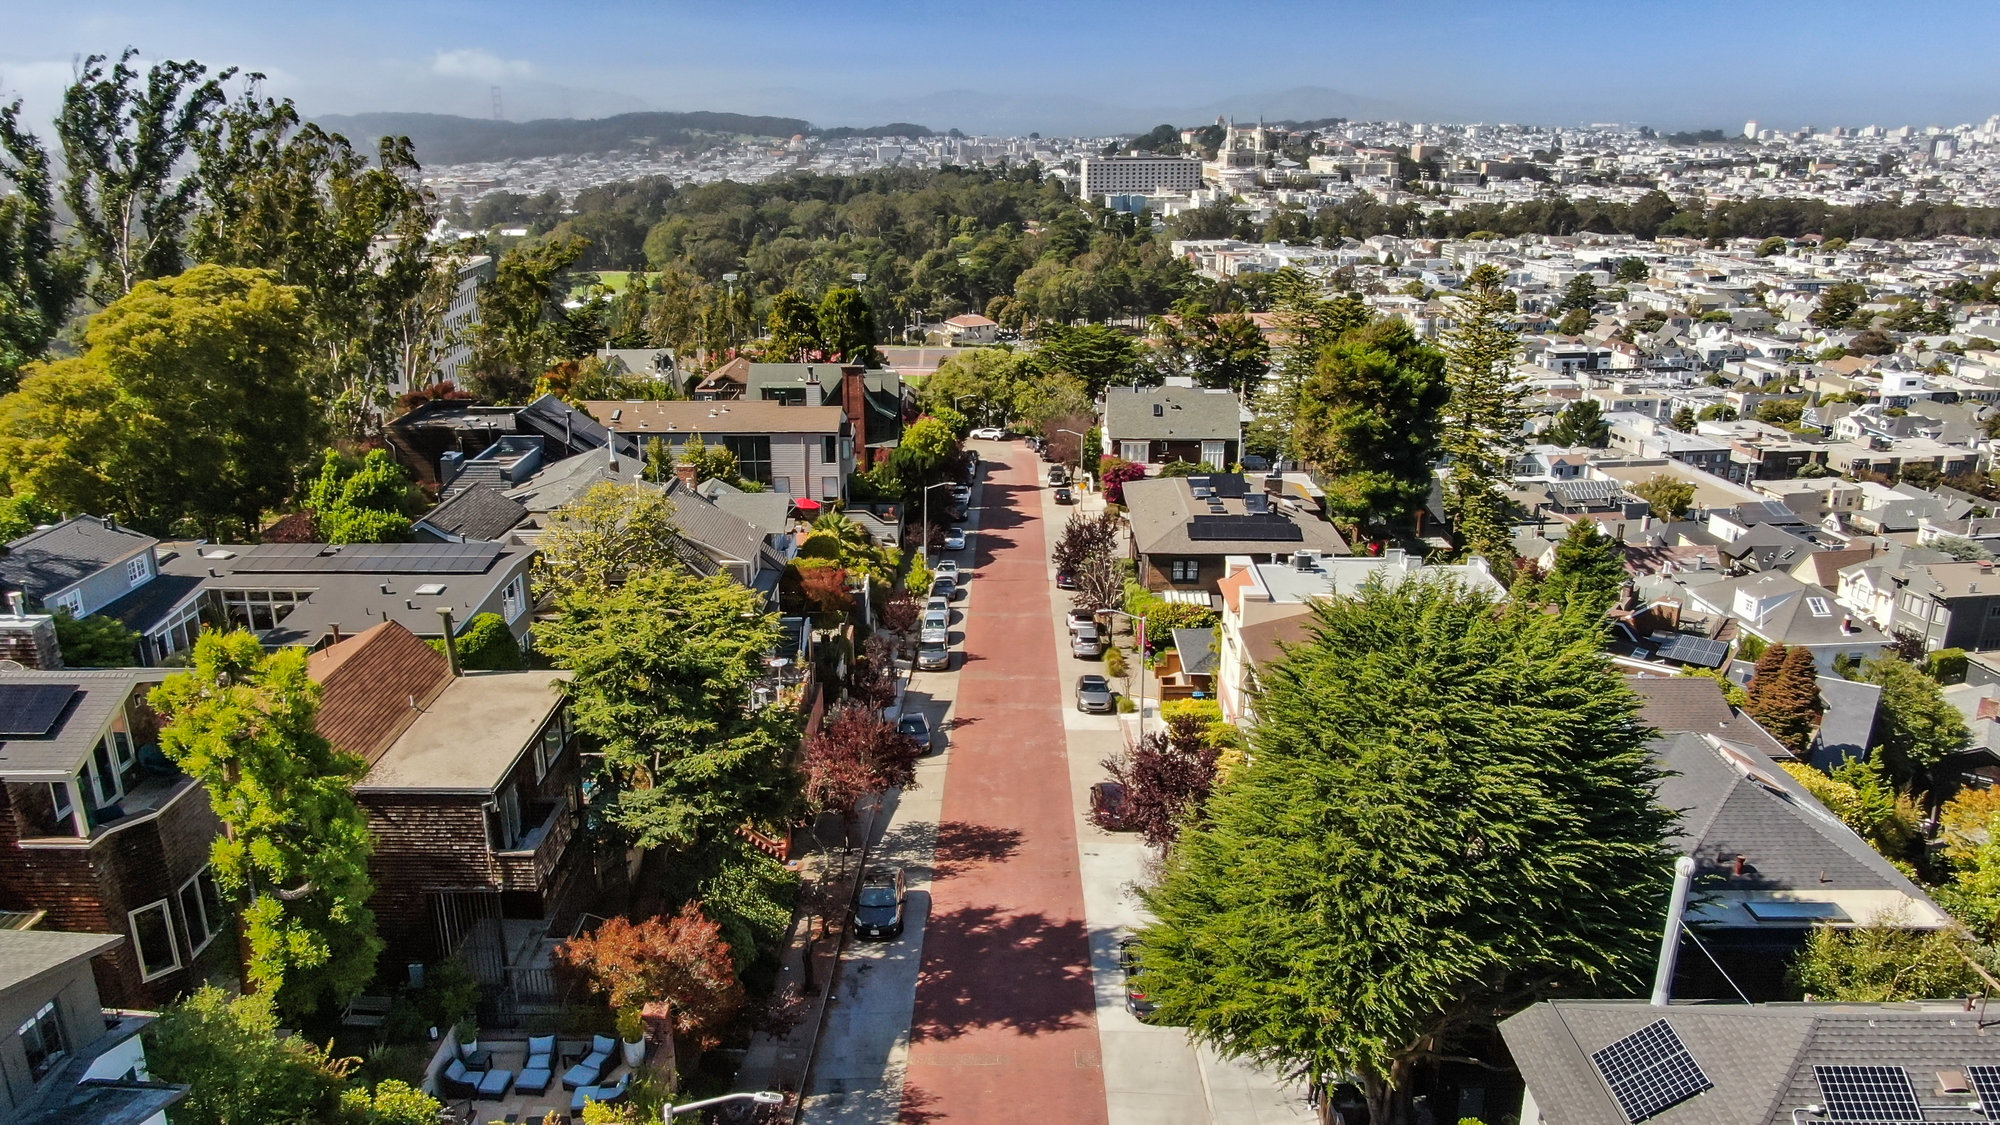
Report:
1053,486,1074,505
854,866,908,939
1119,937,1157,1019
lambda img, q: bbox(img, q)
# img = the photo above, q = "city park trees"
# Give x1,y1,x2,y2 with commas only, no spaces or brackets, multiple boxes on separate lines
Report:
1136,579,1675,1125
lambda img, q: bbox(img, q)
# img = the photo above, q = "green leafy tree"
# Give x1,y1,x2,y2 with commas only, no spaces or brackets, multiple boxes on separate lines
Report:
1745,644,1824,757
817,286,880,365
1780,758,1923,865
0,490,55,541
1544,520,1626,613
454,611,526,670
676,432,744,487
764,287,823,361
1697,403,1738,422
338,1081,444,1125
306,449,413,543
1032,322,1141,395
1614,258,1649,283
1860,653,1971,789
144,986,352,1125
1544,399,1610,448
888,416,962,497
1556,306,1593,336
1669,407,1697,433
919,346,1032,425
1438,265,1524,559
0,264,317,538
1630,474,1696,520
1757,236,1788,257
1555,273,1598,314
151,631,381,1016
1810,282,1868,329
1789,915,1983,1001
533,481,681,602
465,235,588,403
1154,309,1271,395
1137,580,1674,1125
1291,317,1448,527
52,610,139,667
0,102,89,389
536,568,799,852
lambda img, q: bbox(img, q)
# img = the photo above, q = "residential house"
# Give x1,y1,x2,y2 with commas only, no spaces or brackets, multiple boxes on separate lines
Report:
1502,999,2000,1125
386,394,637,491
688,361,912,467
0,929,187,1125
1155,628,1218,701
939,314,998,343
307,622,590,1015
1884,559,2000,651
0,519,180,665
582,399,854,505
0,668,226,1008
1682,571,1890,671
1101,384,1246,469
1121,474,1349,598
1624,676,1789,761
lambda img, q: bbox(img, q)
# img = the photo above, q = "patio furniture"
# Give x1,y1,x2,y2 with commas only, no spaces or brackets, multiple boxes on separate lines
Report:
473,1066,514,1099
570,1074,629,1114
561,1035,616,1089
459,1047,492,1072
517,1036,556,1095
439,1061,480,1100
340,995,393,1030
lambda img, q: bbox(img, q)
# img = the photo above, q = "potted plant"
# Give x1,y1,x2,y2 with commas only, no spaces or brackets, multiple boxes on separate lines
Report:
617,1006,646,1067
453,1016,478,1058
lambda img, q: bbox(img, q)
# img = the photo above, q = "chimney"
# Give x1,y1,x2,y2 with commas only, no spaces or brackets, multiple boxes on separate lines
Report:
435,608,462,676
1732,854,1747,876
674,461,699,487
842,366,867,460
330,623,342,644
6,592,23,617
607,438,620,473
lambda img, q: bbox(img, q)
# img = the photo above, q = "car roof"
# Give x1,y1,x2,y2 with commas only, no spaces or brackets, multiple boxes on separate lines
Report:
1078,674,1108,686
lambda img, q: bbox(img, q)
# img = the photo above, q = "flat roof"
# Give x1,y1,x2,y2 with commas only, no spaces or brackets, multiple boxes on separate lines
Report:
0,928,122,993
357,670,571,793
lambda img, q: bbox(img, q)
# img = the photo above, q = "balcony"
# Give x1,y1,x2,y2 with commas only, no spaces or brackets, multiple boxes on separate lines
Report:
495,797,576,892
12,774,201,848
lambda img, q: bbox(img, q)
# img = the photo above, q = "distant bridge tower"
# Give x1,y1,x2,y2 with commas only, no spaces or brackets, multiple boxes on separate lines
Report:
491,86,503,121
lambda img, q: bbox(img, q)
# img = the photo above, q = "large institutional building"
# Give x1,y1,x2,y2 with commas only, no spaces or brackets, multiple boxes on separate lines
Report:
1075,155,1204,198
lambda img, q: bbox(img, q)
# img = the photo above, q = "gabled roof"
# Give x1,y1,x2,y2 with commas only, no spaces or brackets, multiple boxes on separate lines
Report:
1123,477,1349,558
0,517,155,601
1171,628,1218,676
307,621,453,766
1720,522,1819,570
0,927,122,993
417,483,528,542
1103,385,1244,442
0,669,166,779
1626,675,1791,760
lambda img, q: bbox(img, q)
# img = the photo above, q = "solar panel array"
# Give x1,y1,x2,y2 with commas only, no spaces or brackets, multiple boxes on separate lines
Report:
1553,479,1627,505
232,542,504,575
0,684,80,737
1186,515,1304,542
1243,494,1272,515
1968,1065,2000,1117
1650,633,1730,669
1589,1019,1713,1123
1813,1065,1925,1122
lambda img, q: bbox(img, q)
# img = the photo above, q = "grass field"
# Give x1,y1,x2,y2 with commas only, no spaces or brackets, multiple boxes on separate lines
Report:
570,270,657,299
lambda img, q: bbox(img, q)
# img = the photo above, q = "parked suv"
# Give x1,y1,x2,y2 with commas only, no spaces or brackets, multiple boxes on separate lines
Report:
1071,625,1104,658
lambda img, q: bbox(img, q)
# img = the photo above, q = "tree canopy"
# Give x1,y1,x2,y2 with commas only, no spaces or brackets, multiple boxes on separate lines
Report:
1290,316,1448,527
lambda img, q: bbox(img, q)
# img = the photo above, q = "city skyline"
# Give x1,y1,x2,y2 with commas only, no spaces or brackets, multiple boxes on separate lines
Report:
2,0,1997,137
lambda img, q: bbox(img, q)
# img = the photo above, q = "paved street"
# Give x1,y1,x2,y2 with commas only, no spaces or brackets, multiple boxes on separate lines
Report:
802,442,1312,1125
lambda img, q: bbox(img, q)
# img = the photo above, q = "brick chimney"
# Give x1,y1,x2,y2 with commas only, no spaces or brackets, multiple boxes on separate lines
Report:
0,593,62,669
841,365,868,466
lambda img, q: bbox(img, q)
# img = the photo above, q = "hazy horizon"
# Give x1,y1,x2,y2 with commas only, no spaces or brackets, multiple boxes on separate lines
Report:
3,0,1997,139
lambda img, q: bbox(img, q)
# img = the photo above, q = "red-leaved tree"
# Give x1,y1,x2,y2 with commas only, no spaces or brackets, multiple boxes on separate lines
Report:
555,905,746,1049
880,591,922,639
1094,712,1220,848
797,562,855,621
1052,510,1119,580
802,701,925,826
846,633,899,709
1102,461,1148,505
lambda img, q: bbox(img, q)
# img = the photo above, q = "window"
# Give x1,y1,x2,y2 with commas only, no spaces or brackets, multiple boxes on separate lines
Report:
125,554,149,586
821,477,840,501
534,710,570,781
51,589,83,617
1170,559,1201,583
17,1000,65,1081
721,436,773,484
1120,441,1150,464
107,728,135,772
772,476,792,495
1806,597,1831,617
494,786,522,850
178,868,224,956
48,779,75,822
149,601,203,659
822,436,838,464
502,575,526,622
1201,441,1227,467
129,900,181,980
90,737,123,808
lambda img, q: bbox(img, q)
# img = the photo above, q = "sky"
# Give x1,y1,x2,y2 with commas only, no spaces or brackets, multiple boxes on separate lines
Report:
2,0,1998,137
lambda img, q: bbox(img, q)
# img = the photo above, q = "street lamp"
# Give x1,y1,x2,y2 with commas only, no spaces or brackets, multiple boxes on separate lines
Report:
1101,608,1148,746
1056,427,1088,477
952,393,978,426
664,1090,785,1120
920,481,954,560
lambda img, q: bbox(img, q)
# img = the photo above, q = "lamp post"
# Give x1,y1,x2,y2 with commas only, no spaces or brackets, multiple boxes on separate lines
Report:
952,394,978,427
920,481,953,560
664,1090,785,1120
1100,608,1147,746
1056,427,1088,482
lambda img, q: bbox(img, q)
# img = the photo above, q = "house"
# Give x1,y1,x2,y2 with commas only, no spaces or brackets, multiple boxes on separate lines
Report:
1681,571,1889,671
307,622,591,1011
386,394,637,490
1882,560,2000,652
1101,384,1246,468
1653,730,1951,1000
1121,473,1349,597
0,929,187,1125
0,519,159,628
1624,676,1790,760
581,399,855,505
656,478,795,600
1502,998,2000,1125
1155,628,1218,701
689,361,913,467
940,313,998,344
0,667,227,1008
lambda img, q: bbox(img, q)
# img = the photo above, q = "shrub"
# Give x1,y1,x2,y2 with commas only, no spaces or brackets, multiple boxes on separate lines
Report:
1104,645,1128,679
1927,647,1969,684
456,613,526,670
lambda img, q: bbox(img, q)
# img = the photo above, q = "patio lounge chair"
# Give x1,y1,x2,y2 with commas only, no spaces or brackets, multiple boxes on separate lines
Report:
570,1074,629,1114
517,1035,557,1095
561,1035,617,1089
438,1061,480,1100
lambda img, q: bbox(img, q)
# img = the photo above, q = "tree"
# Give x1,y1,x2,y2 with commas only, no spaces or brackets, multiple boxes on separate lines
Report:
465,235,588,403
0,101,88,389
1789,915,1984,1002
1071,546,1124,615
1438,265,1525,559
676,432,744,487
1052,510,1120,580
1556,306,1593,336
1780,758,1923,865
144,986,355,1125
1544,399,1610,448
338,1081,444,1125
536,568,799,853
801,702,925,831
1102,461,1147,506
0,265,317,537
52,609,140,667
1745,644,1824,757
1614,258,1649,283
455,611,526,670
1757,236,1788,257
880,591,922,640
0,491,54,541
1669,407,1697,433
1154,309,1271,395
1032,323,1141,395
887,416,961,495
1095,711,1219,849
306,449,413,543
555,905,746,1050
1291,317,1448,527
1860,653,1971,788
151,631,381,1016
1544,520,1626,613
1136,580,1674,1125
533,481,681,601
1698,403,1738,422
765,288,823,361
817,286,880,365
1630,474,1696,520
1555,273,1598,314
1810,282,1867,329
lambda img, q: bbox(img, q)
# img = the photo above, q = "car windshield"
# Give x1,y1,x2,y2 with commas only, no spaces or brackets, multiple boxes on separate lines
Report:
899,719,926,734
858,886,899,907
1079,678,1107,691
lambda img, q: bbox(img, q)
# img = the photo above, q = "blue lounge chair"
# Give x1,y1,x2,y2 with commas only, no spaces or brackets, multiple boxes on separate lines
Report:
571,1074,629,1114
517,1035,557,1095
561,1034,617,1089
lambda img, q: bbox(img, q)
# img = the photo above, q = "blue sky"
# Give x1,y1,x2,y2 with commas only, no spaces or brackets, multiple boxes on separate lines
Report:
2,1,1997,135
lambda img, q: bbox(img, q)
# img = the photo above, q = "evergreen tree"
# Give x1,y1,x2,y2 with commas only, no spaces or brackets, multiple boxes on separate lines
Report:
1544,400,1610,448
1137,580,1674,1125
1438,265,1524,560
1745,643,1824,756
1291,317,1449,527
1544,520,1626,614
1860,653,1971,789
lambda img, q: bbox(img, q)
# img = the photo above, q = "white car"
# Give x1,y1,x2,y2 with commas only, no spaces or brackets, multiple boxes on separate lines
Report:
969,426,1005,440
944,528,967,551
934,560,960,584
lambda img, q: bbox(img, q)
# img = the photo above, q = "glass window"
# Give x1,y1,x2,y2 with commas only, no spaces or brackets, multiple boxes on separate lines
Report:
49,780,74,821
1171,559,1201,583
125,555,149,586
721,436,773,484
502,575,525,622
178,868,224,956
1120,441,1150,463
17,1000,65,1081
51,589,84,617
129,900,180,980
90,738,123,807
822,436,838,464
536,714,567,781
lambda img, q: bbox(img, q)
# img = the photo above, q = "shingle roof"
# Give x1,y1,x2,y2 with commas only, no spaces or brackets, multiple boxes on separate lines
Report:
417,483,528,542
1103,386,1243,443
582,399,848,436
0,517,155,601
1123,477,1349,558
0,669,166,778
1171,628,1218,676
307,621,453,766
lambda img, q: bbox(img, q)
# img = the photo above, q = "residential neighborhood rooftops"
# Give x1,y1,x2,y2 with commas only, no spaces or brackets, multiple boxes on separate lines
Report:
308,621,453,765
356,669,572,793
0,669,166,779
0,516,155,602
417,482,529,542
1102,385,1245,440
582,399,848,435
1123,476,1349,558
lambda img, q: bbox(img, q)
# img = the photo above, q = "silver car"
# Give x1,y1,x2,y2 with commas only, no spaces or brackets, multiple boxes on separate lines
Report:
1071,625,1104,659
917,642,950,671
1076,674,1114,713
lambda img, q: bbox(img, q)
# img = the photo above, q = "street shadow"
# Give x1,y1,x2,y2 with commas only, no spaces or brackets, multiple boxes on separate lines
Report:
896,1081,945,1125
906,902,1095,1042
930,820,1022,878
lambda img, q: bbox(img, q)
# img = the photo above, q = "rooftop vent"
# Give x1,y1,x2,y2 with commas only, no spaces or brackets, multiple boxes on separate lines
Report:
1153,403,1164,417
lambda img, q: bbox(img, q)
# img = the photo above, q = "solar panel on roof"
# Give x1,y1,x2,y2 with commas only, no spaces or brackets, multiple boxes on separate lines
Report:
1814,1065,1924,1122
1650,634,1729,669
1967,1065,2000,1117
1243,494,1271,514
1553,479,1626,504
0,683,80,737
1589,1019,1713,1123
1186,515,1304,542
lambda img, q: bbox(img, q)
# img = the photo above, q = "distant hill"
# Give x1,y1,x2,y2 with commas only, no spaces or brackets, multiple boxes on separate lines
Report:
309,110,928,165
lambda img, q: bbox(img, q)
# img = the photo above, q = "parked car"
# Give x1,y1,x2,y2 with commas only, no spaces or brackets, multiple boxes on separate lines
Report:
930,577,957,602
916,642,951,671
970,426,1005,440
1055,571,1077,590
925,595,950,616
1075,674,1114,713
1071,625,1104,658
1066,608,1098,634
950,484,971,503
944,527,967,551
1048,465,1069,486
934,560,960,584
897,713,934,753
922,606,950,631
1053,487,1075,505
1118,936,1157,1019
854,866,908,939
1091,781,1134,830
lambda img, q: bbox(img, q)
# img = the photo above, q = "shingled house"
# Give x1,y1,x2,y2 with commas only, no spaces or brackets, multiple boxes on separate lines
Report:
1101,384,1245,468
1121,473,1349,597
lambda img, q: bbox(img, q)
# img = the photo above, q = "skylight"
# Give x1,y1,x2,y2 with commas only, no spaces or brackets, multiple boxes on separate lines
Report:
413,583,447,596
1806,597,1831,617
